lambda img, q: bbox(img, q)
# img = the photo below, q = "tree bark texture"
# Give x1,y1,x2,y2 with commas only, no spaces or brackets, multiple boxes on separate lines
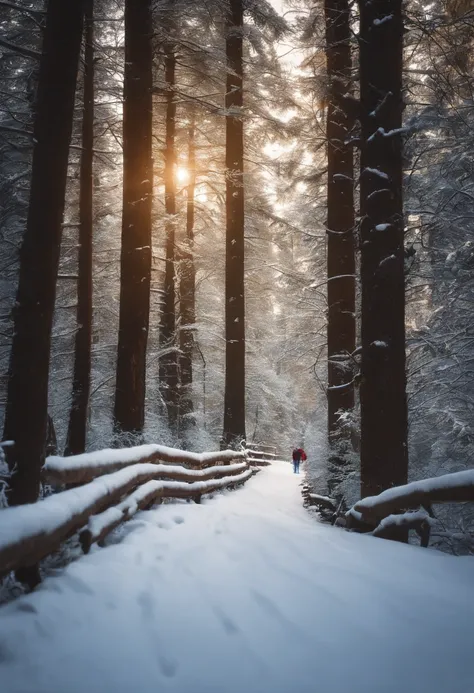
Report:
178,111,196,432
325,0,356,486
3,0,84,505
223,0,246,448
359,0,408,498
159,42,179,430
114,0,153,437
65,0,94,457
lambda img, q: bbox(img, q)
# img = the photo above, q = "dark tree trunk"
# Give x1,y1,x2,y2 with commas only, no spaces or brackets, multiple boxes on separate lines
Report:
3,0,84,507
114,0,153,439
325,0,356,490
359,0,408,498
159,42,179,431
222,0,246,449
178,111,196,433
65,0,94,457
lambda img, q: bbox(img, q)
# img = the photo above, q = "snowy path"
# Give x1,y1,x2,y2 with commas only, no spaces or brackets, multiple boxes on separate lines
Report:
1,461,474,693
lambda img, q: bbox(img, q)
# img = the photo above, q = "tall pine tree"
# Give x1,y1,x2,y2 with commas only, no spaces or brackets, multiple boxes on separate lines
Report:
65,0,95,456
178,110,197,436
359,0,408,498
3,0,84,502
325,0,356,491
114,0,153,439
159,29,179,431
223,0,246,448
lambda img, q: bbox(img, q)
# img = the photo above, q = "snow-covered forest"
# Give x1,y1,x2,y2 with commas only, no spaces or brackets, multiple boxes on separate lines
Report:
2,0,474,541
1,0,474,689
3,0,471,542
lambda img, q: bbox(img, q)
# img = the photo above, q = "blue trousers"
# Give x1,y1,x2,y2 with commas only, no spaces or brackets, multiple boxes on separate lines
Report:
293,460,300,474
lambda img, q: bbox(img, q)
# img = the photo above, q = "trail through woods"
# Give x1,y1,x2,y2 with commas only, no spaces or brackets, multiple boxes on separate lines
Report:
1,462,474,693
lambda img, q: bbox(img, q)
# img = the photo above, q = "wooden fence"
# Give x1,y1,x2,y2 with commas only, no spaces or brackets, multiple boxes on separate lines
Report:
245,443,278,466
344,469,474,546
0,444,257,585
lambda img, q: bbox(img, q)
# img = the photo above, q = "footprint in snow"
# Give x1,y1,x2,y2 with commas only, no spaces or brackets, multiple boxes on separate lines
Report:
137,590,154,620
158,654,178,678
212,605,240,635
250,589,305,637
62,573,95,596
0,639,14,663
173,516,185,525
14,601,38,614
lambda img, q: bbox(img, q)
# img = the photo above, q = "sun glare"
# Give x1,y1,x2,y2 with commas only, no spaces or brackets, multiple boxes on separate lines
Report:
176,166,189,184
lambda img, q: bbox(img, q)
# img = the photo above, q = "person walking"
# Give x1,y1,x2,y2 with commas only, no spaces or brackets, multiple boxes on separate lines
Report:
292,447,307,474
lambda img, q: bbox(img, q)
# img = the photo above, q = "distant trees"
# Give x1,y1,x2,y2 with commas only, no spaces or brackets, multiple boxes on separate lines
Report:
159,24,179,432
65,0,95,456
114,0,153,440
0,0,445,543
178,110,197,437
223,0,246,448
358,0,407,498
0,0,311,500
3,0,84,505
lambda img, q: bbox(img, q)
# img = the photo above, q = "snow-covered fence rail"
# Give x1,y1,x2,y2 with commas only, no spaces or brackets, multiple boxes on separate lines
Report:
244,443,277,467
0,445,252,584
43,445,246,486
348,469,474,546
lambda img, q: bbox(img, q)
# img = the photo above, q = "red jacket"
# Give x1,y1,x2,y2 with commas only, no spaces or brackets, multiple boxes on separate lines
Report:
292,448,307,462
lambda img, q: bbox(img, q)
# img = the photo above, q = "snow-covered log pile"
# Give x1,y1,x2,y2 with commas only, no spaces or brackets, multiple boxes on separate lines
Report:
348,470,474,545
0,446,253,581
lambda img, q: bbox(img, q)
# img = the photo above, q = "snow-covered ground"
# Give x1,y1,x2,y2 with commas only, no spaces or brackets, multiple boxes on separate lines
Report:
1,461,473,693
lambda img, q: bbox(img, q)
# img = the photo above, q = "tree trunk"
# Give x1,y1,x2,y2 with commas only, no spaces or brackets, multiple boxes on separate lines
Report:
159,41,179,431
325,0,356,491
223,0,246,449
178,110,196,434
3,0,83,507
65,0,94,457
114,0,153,439
359,0,408,499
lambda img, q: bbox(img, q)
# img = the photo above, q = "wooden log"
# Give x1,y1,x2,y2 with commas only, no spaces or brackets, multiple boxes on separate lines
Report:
0,461,249,578
305,493,337,512
43,445,247,485
354,470,474,522
248,457,272,466
371,511,432,547
344,508,376,532
79,469,253,552
246,449,277,460
249,443,277,455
